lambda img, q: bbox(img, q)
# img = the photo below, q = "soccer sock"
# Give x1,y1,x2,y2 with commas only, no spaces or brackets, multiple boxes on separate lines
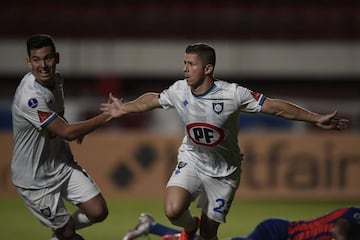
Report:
169,209,197,232
50,210,90,240
72,209,92,230
149,222,181,236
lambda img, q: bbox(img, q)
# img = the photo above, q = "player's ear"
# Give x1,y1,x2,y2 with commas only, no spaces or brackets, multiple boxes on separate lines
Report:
205,64,214,75
55,52,60,64
26,57,31,69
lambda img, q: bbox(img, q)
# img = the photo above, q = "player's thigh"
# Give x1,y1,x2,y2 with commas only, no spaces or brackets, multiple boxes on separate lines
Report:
165,186,193,217
165,161,203,216
64,165,107,219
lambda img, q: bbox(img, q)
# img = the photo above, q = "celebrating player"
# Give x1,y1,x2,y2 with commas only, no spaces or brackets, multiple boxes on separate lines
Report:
11,34,112,240
101,43,350,240
123,206,360,240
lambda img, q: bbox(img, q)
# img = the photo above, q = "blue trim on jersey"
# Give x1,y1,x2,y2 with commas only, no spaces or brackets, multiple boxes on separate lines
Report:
40,113,57,128
192,84,217,98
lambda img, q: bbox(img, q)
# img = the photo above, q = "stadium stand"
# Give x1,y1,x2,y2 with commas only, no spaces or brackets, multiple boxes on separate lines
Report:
0,0,358,131
0,0,359,40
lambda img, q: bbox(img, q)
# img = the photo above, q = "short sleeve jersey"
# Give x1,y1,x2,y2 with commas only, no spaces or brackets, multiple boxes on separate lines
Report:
158,79,265,177
11,72,74,189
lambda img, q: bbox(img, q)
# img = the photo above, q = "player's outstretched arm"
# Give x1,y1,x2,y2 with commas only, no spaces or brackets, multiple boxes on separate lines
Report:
44,93,113,142
100,92,161,118
260,98,350,130
314,111,350,130
46,112,112,142
100,93,126,118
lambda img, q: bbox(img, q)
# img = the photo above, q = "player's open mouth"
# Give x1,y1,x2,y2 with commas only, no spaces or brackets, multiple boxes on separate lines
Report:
39,70,50,76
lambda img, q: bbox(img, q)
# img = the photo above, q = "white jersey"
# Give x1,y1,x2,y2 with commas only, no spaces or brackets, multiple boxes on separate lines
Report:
158,79,266,177
11,72,74,189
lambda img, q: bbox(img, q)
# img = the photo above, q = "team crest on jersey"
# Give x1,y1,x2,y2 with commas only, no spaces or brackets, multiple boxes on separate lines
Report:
212,102,224,115
40,207,51,218
28,98,38,108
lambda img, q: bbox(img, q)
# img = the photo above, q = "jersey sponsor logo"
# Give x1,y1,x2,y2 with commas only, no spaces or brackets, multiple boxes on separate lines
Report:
213,102,224,115
37,110,52,123
28,98,38,108
186,122,225,146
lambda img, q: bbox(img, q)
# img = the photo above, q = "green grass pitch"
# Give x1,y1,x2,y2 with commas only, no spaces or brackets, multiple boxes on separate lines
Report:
1,196,358,240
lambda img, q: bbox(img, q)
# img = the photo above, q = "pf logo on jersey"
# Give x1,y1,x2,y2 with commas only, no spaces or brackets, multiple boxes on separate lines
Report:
186,122,225,147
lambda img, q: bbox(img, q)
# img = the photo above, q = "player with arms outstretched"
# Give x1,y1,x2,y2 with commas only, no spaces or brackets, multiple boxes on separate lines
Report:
101,43,350,240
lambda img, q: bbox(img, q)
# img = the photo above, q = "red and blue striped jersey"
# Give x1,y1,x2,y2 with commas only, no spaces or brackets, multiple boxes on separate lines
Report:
231,206,360,240
288,207,360,240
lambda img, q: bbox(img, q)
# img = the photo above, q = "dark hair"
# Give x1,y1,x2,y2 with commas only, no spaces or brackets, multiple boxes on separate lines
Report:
185,43,216,67
26,34,56,57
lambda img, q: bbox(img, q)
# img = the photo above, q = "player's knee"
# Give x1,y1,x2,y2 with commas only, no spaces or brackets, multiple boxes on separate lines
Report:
89,205,108,223
164,201,184,220
165,186,192,220
97,207,108,222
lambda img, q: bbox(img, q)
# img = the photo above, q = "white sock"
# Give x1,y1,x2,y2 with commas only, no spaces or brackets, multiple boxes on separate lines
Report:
72,209,92,230
50,209,91,240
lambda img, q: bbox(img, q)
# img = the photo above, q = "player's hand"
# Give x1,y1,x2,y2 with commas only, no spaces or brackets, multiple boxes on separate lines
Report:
315,111,350,130
100,93,126,118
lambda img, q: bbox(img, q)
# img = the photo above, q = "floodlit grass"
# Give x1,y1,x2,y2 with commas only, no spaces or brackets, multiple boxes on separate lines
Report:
1,195,358,240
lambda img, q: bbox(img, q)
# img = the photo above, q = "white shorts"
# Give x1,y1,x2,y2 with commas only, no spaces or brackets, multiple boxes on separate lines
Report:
166,161,241,223
16,164,101,229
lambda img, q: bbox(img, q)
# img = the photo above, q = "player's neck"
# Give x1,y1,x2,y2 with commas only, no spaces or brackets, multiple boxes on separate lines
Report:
191,78,215,96
35,78,55,89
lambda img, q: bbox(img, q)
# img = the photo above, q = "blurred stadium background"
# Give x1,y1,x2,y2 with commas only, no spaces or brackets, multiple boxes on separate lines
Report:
0,0,359,239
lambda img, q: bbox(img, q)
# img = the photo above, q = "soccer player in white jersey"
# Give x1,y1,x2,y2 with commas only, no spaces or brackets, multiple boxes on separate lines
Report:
101,43,350,240
11,34,112,240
